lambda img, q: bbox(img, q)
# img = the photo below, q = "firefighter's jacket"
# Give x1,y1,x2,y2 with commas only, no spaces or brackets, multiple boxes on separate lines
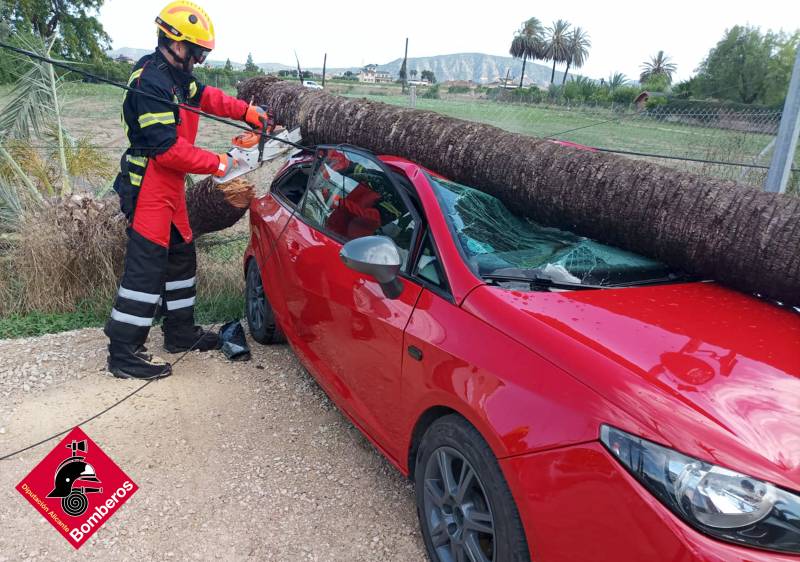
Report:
116,49,248,247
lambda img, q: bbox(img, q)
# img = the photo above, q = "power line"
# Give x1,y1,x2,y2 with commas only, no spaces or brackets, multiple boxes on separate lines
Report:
0,41,309,152
592,146,800,171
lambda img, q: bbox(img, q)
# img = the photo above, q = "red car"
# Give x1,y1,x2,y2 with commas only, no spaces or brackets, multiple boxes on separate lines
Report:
243,145,800,562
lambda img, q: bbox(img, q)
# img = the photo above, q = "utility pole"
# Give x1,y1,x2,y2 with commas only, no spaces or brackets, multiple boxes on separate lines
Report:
765,46,800,193
401,37,409,94
322,53,327,88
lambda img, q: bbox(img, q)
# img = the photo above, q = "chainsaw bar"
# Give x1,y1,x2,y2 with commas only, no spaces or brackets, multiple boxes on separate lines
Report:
212,127,302,184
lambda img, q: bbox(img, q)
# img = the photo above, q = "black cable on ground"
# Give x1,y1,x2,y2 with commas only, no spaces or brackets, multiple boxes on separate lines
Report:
0,323,217,462
0,203,300,462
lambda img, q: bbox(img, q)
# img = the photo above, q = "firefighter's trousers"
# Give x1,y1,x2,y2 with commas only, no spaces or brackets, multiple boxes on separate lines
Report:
104,226,197,345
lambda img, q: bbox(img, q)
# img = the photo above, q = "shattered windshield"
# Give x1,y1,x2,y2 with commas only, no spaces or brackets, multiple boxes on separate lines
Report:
428,175,677,288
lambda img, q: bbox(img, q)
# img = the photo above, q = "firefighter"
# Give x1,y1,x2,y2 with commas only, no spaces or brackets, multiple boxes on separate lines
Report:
105,1,269,379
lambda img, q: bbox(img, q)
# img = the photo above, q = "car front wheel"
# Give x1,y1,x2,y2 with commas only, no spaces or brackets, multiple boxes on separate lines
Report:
245,259,285,344
415,415,530,562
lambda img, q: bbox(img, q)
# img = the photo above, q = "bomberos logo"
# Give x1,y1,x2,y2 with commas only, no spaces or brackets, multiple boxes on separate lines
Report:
16,427,138,549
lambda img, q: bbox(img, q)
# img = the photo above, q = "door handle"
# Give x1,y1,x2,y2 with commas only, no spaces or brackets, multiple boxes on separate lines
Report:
407,345,423,361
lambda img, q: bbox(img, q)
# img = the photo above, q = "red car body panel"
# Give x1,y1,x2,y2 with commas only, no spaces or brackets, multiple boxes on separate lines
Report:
463,283,800,490
246,150,800,561
503,443,800,562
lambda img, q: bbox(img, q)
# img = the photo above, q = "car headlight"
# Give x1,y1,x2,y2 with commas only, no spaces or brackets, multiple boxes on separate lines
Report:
600,425,800,554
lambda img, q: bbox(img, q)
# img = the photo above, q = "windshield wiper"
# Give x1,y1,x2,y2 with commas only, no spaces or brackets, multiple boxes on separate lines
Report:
482,271,702,291
481,273,606,291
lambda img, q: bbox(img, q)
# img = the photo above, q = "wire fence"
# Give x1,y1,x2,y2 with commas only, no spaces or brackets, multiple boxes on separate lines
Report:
338,85,798,190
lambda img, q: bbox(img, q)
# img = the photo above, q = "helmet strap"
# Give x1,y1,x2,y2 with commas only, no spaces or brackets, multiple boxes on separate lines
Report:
165,43,192,73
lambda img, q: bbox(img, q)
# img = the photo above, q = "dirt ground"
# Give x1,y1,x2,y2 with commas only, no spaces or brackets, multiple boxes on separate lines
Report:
0,328,427,561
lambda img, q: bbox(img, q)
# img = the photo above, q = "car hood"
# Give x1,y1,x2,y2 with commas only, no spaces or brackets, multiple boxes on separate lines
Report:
463,282,800,489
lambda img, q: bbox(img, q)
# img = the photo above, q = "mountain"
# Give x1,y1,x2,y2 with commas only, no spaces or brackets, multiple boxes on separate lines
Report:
376,53,571,85
109,49,575,84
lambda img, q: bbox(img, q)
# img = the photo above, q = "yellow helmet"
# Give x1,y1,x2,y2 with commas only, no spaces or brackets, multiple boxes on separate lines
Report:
155,1,215,51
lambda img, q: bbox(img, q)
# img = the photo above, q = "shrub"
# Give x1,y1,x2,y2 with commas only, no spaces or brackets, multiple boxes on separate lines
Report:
611,85,639,106
646,95,669,109
6,194,126,314
447,85,471,94
641,74,670,93
421,84,440,99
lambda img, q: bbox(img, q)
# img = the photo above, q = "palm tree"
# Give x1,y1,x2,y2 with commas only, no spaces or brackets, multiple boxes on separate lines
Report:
544,19,572,85
640,51,677,85
509,17,546,88
608,72,628,90
561,27,591,84
238,77,800,308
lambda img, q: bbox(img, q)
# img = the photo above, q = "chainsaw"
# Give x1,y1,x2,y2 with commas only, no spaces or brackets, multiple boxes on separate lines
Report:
212,124,302,184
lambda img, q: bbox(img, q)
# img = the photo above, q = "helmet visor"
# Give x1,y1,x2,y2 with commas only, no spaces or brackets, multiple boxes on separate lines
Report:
195,48,210,64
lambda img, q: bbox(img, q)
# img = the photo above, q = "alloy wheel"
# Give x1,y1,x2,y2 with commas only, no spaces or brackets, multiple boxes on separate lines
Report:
423,446,496,562
246,262,266,332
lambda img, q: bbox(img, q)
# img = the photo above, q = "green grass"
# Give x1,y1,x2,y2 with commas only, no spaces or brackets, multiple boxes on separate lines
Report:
0,294,244,339
344,94,792,164
0,307,107,338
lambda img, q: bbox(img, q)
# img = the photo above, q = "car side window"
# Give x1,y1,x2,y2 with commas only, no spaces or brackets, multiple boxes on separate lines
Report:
414,228,448,292
273,165,311,207
301,148,417,265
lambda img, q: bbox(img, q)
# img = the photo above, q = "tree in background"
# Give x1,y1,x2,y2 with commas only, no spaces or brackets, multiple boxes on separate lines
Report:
410,69,418,79
544,19,572,85
764,31,800,106
693,26,798,105
641,73,670,93
607,72,629,91
244,53,261,74
509,17,546,88
421,69,436,84
562,26,591,85
224,58,234,72
640,51,677,85
4,0,110,60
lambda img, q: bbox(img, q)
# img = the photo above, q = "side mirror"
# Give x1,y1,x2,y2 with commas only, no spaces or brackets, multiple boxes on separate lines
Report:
340,236,404,299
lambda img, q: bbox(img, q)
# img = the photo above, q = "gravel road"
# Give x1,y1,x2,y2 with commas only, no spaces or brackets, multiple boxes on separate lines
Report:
0,328,427,561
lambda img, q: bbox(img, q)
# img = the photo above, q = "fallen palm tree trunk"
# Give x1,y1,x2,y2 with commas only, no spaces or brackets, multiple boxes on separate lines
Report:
237,77,800,308
186,177,255,237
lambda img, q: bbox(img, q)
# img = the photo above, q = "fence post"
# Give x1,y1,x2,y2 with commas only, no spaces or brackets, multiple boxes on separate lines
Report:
410,84,416,108
765,46,800,193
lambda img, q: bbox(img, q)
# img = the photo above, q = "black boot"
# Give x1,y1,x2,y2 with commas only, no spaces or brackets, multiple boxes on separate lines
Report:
108,341,172,380
163,325,220,353
135,344,152,361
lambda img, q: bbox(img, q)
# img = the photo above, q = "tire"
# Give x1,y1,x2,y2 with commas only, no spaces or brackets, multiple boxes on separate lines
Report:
414,415,530,562
245,259,285,344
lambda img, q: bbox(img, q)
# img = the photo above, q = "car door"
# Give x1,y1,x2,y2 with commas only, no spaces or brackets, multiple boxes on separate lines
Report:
273,147,423,458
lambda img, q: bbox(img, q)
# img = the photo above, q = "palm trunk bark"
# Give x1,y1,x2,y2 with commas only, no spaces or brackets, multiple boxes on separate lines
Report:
186,177,254,237
550,59,556,84
561,61,571,85
235,77,800,307
519,56,527,89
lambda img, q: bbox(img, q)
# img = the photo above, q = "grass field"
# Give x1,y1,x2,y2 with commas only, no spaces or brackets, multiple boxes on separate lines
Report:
342,93,798,186
3,81,795,183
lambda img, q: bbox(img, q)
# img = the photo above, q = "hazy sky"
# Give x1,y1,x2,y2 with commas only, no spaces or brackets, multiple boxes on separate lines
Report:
101,0,800,82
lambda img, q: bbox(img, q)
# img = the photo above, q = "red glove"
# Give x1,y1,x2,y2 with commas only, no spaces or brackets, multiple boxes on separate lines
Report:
244,104,274,131
213,153,238,178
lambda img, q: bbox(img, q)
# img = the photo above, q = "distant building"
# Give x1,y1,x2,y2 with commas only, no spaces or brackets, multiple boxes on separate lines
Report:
358,64,393,84
115,55,135,64
442,80,477,89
